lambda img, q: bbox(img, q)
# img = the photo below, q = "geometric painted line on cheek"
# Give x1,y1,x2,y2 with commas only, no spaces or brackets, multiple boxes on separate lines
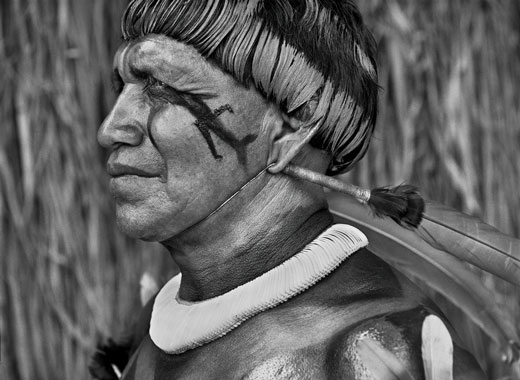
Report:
194,104,258,166
145,85,258,166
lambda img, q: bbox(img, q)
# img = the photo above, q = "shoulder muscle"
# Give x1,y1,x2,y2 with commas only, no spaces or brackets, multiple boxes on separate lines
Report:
327,307,486,380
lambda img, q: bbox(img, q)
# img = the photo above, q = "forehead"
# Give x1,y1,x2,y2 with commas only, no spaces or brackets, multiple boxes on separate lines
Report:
114,35,231,93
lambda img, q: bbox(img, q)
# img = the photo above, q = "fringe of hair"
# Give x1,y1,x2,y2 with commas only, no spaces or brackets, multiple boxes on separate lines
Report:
121,0,378,174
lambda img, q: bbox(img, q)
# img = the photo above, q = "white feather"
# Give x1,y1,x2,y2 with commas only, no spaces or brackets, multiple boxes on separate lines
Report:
422,315,454,380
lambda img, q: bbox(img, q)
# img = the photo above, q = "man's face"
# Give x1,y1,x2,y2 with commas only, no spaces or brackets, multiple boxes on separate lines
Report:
98,35,271,241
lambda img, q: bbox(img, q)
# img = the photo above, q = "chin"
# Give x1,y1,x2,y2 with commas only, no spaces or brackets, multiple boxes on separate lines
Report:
116,218,157,241
114,208,184,242
114,208,160,241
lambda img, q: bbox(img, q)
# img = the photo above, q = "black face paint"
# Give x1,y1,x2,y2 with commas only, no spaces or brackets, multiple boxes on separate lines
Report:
143,76,257,165
212,104,234,118
193,104,259,165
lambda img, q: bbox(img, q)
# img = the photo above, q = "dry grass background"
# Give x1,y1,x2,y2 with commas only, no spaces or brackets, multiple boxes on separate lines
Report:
1,0,519,379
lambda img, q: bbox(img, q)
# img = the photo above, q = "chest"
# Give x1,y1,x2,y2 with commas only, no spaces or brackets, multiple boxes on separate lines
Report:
118,252,413,379
120,336,327,380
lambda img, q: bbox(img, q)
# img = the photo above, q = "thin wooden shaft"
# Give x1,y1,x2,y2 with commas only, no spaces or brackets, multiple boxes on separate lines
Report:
283,164,371,203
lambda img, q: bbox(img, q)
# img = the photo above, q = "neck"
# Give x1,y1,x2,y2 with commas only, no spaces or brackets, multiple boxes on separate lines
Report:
161,172,332,301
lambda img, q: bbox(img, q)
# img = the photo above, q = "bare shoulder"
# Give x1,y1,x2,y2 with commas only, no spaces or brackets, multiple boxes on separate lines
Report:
327,307,487,380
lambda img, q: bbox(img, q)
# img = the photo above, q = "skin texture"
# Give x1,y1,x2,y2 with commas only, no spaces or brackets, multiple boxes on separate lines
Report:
116,251,486,380
98,35,486,379
98,35,331,301
99,35,269,243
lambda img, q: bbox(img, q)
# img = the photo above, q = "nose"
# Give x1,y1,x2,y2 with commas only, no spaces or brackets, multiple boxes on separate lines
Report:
97,88,145,149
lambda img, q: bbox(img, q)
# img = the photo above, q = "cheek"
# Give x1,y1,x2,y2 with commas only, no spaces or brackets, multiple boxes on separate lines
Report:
148,107,234,209
146,98,269,215
151,106,215,176
114,187,189,240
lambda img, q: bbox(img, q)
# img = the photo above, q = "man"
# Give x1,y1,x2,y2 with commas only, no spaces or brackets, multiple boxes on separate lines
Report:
93,0,486,378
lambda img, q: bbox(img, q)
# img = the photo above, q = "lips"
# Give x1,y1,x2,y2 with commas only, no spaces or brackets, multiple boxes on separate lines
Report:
107,162,160,178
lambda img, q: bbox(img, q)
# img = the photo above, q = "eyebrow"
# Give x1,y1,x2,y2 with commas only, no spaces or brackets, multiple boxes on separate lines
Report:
129,66,151,81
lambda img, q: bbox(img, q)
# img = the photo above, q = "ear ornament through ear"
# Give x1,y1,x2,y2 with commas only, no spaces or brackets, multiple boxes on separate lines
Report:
266,116,424,229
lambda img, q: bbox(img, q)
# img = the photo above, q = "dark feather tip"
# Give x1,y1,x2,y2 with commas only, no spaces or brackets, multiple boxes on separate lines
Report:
368,185,425,229
89,338,132,380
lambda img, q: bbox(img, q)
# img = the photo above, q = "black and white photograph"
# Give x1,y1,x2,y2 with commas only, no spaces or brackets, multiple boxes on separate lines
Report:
1,1,520,379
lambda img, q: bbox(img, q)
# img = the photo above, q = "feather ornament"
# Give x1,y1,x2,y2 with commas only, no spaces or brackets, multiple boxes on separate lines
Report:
231,21,263,81
286,165,520,285
251,28,275,94
284,54,324,112
271,42,295,100
418,201,520,286
357,337,416,380
182,1,220,44
221,18,254,78
301,0,320,28
326,191,519,363
355,43,377,78
421,315,454,380
279,164,520,361
322,92,348,130
122,0,379,173
284,164,424,229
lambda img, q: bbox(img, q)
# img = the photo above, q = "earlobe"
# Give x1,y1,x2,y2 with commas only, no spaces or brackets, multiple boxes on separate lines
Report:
262,99,323,174
267,117,322,174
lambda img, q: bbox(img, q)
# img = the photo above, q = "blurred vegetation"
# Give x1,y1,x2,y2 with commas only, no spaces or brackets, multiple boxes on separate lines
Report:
1,0,519,379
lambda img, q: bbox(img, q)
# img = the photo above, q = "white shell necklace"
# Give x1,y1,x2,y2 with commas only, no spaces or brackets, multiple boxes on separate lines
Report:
150,223,368,354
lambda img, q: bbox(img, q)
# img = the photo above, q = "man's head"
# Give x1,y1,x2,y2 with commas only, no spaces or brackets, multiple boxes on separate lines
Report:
121,0,378,175
98,0,378,241
98,36,277,240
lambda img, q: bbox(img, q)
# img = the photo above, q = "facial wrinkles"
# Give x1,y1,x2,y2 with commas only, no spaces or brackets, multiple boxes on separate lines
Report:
134,36,213,93
127,38,259,165
144,78,258,165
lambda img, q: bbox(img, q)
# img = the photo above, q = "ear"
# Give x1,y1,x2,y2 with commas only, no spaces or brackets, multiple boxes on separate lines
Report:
263,104,322,174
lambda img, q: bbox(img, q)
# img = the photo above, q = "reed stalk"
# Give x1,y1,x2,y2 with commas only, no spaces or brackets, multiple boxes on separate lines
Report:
1,0,519,379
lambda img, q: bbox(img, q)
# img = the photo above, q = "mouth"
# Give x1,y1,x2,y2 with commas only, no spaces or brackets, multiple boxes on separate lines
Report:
107,162,160,178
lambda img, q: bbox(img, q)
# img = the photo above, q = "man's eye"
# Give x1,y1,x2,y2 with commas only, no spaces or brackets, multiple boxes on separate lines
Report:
143,76,168,94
